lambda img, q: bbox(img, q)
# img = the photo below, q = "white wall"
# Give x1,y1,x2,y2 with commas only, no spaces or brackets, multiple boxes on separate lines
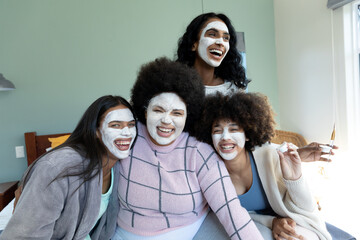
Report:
274,0,335,143
274,0,360,237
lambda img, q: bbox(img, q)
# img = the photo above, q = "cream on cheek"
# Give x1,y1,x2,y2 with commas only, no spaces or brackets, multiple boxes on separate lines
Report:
198,21,230,67
146,93,187,145
100,109,136,159
212,127,246,161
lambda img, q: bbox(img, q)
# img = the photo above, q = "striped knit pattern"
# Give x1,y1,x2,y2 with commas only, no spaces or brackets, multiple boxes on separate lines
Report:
117,123,263,239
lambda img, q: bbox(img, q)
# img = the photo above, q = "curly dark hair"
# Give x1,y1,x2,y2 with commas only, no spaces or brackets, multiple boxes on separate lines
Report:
131,57,205,136
195,92,276,151
176,12,250,89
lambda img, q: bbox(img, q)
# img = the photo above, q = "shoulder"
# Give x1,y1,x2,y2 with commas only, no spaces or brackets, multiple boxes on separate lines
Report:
33,147,85,175
187,136,220,160
253,143,279,165
40,147,84,165
187,135,211,149
254,142,277,154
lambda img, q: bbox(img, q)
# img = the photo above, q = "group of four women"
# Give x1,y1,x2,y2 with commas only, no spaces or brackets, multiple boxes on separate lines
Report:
0,13,335,240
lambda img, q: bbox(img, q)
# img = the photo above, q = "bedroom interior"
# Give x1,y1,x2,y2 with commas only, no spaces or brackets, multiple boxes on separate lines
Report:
0,0,359,238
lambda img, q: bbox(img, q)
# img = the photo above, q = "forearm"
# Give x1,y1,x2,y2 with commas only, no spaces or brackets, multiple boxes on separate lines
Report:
283,175,316,212
201,162,264,239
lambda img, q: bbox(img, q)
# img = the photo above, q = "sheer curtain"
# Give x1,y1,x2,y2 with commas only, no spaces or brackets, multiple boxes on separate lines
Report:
328,2,360,237
332,2,360,152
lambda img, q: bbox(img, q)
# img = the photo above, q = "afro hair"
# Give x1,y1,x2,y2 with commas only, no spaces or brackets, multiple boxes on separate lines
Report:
195,92,276,151
131,57,205,136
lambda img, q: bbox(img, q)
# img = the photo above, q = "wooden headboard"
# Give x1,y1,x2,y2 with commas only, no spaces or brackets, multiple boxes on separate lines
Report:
24,130,306,166
272,130,308,148
24,132,71,166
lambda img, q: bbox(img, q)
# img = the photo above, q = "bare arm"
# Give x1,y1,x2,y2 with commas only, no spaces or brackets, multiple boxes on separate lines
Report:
298,142,338,162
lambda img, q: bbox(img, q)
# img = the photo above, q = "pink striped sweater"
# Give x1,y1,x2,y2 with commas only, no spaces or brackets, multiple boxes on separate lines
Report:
117,123,263,239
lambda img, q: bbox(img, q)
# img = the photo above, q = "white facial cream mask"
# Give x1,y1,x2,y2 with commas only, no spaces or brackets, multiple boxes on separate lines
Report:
212,126,246,161
146,93,187,145
100,108,136,159
198,21,230,67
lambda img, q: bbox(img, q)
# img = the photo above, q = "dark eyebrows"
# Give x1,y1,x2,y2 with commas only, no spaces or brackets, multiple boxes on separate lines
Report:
109,120,122,123
206,28,219,33
206,28,230,36
109,120,135,124
152,106,165,111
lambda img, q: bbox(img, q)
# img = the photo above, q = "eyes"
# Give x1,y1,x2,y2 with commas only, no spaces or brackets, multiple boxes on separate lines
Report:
152,107,185,117
212,126,242,134
205,30,230,42
109,120,136,129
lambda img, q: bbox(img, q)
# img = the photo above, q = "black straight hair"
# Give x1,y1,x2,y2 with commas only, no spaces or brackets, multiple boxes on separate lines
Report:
23,95,136,186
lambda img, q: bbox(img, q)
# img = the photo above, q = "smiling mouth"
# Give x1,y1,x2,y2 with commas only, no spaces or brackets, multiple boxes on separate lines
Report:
219,143,236,153
114,138,132,151
157,126,174,137
209,49,224,58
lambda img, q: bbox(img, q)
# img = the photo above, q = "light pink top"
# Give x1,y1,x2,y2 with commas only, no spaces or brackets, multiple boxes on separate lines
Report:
117,123,263,240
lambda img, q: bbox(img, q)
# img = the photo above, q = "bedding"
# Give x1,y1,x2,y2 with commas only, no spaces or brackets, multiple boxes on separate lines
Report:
0,199,14,233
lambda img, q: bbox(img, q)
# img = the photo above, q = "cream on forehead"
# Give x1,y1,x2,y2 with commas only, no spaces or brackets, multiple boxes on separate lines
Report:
148,93,186,111
104,108,134,124
201,21,229,37
198,21,230,67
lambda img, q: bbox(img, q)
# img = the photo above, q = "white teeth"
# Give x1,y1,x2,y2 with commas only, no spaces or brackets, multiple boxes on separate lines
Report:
221,145,234,150
115,140,131,145
158,127,173,133
209,49,223,56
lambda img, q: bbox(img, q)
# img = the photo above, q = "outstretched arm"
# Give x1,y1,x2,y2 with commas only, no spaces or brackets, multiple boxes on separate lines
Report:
298,142,338,162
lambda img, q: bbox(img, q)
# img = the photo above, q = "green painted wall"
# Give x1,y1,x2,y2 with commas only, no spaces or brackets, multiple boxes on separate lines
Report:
0,0,278,182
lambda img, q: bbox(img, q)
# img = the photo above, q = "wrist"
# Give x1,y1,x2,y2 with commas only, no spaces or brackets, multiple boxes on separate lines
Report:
272,217,279,229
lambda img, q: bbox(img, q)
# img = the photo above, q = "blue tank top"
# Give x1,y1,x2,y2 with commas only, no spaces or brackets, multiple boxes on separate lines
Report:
238,152,272,213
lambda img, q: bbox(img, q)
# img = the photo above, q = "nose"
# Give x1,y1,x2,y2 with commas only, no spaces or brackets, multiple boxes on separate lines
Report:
121,127,131,136
215,38,224,45
221,128,231,140
161,113,172,125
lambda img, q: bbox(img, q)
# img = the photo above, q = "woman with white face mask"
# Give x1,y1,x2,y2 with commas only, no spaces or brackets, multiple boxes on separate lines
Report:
176,12,338,163
0,96,137,240
194,92,331,240
176,12,248,96
112,58,263,240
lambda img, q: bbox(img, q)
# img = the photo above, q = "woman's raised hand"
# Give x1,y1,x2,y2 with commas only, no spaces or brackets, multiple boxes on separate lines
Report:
277,143,302,180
